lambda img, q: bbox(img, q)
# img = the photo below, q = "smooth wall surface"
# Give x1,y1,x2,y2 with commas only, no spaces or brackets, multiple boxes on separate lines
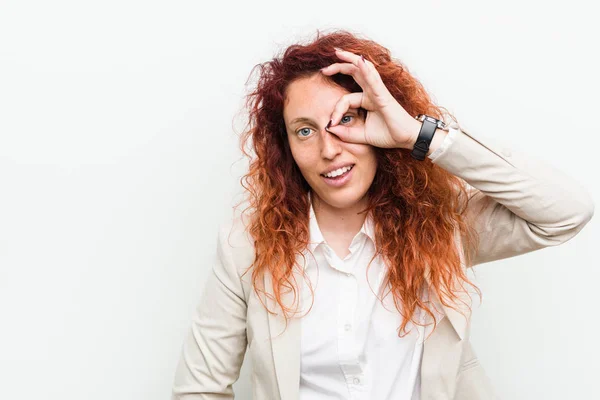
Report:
1,1,598,399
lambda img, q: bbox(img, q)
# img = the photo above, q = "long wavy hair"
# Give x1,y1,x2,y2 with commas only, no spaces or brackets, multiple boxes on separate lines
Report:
235,29,482,337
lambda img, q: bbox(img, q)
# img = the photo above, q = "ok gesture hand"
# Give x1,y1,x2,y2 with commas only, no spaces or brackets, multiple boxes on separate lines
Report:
322,48,421,149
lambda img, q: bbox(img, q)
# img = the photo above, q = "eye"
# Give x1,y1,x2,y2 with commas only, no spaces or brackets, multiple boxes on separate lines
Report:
340,115,354,124
297,127,313,137
295,115,354,138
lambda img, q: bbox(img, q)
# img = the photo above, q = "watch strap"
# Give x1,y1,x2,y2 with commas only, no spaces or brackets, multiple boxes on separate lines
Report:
411,115,438,161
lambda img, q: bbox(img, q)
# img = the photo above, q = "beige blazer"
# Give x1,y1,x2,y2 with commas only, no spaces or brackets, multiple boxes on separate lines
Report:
171,124,594,400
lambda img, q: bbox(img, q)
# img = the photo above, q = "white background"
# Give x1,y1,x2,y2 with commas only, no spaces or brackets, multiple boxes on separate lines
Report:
1,1,599,399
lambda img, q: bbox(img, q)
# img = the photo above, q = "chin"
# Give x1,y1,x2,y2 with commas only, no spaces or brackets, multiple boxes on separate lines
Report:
316,186,368,209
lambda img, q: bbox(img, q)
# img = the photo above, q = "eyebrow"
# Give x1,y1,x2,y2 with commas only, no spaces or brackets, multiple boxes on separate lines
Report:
289,117,316,127
289,109,360,127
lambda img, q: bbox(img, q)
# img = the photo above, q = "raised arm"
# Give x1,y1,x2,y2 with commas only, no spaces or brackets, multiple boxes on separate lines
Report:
428,123,595,267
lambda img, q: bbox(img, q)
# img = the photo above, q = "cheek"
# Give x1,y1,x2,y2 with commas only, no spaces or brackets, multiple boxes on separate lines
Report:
350,144,378,170
289,143,316,173
367,152,378,172
357,149,378,184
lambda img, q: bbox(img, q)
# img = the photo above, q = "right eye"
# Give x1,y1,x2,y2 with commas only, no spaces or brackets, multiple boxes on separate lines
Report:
297,127,313,137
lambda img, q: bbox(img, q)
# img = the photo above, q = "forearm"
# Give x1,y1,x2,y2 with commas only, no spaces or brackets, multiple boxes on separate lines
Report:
402,116,449,157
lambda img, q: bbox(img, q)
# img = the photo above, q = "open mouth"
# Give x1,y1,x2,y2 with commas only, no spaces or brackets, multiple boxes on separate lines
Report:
320,164,355,180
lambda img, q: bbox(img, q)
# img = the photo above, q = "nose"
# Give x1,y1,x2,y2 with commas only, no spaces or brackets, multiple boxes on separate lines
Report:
320,125,343,160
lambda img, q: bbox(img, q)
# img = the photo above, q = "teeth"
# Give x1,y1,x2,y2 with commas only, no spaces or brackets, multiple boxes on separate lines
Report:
323,165,353,178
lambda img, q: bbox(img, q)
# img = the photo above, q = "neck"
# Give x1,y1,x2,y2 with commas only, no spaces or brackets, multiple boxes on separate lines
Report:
310,191,369,237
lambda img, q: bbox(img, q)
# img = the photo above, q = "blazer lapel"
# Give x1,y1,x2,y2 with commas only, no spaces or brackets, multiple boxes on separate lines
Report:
420,250,472,400
420,311,466,400
423,230,472,342
263,253,303,400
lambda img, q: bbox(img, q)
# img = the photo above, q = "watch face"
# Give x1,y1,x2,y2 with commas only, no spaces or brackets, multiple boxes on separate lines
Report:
417,114,446,127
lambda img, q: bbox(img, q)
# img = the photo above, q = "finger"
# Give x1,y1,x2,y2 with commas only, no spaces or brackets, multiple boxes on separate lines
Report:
333,49,377,85
356,56,383,93
335,49,375,78
353,56,392,106
321,62,359,74
333,48,362,67
323,54,386,104
320,63,368,88
329,92,364,127
325,122,366,145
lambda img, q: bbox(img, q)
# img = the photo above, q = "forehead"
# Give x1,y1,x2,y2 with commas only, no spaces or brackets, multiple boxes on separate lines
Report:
283,75,349,122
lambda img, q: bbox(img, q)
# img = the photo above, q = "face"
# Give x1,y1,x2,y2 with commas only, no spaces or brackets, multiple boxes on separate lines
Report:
283,73,378,210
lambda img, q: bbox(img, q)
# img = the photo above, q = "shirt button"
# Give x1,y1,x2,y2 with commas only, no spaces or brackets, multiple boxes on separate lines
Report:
344,323,352,331
353,377,360,384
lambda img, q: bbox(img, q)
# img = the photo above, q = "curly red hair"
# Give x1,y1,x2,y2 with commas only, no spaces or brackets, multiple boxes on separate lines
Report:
235,29,482,337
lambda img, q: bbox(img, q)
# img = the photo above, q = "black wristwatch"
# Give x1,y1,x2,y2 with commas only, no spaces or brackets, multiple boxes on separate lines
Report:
410,114,448,161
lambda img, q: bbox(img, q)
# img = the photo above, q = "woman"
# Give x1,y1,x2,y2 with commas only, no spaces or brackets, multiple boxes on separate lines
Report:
171,30,594,400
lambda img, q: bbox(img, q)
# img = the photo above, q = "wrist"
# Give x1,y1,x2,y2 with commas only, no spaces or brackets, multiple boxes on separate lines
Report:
396,117,423,150
406,119,448,157
426,128,448,156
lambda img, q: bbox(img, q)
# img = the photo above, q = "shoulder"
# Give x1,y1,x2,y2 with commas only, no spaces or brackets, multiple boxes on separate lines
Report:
216,210,256,277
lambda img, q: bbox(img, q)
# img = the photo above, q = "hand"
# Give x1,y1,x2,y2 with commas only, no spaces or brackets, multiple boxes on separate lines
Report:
321,48,421,149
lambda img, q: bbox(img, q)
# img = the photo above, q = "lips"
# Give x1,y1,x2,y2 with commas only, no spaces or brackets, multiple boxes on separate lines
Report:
320,164,355,178
320,164,355,187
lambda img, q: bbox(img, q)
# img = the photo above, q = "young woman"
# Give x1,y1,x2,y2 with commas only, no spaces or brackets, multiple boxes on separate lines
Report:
171,31,594,400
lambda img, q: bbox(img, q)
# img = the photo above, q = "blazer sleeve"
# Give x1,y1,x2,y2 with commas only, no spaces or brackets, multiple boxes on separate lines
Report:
430,123,595,267
171,222,248,399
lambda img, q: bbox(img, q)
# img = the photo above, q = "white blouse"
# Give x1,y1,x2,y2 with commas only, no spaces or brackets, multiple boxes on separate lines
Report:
298,127,456,400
